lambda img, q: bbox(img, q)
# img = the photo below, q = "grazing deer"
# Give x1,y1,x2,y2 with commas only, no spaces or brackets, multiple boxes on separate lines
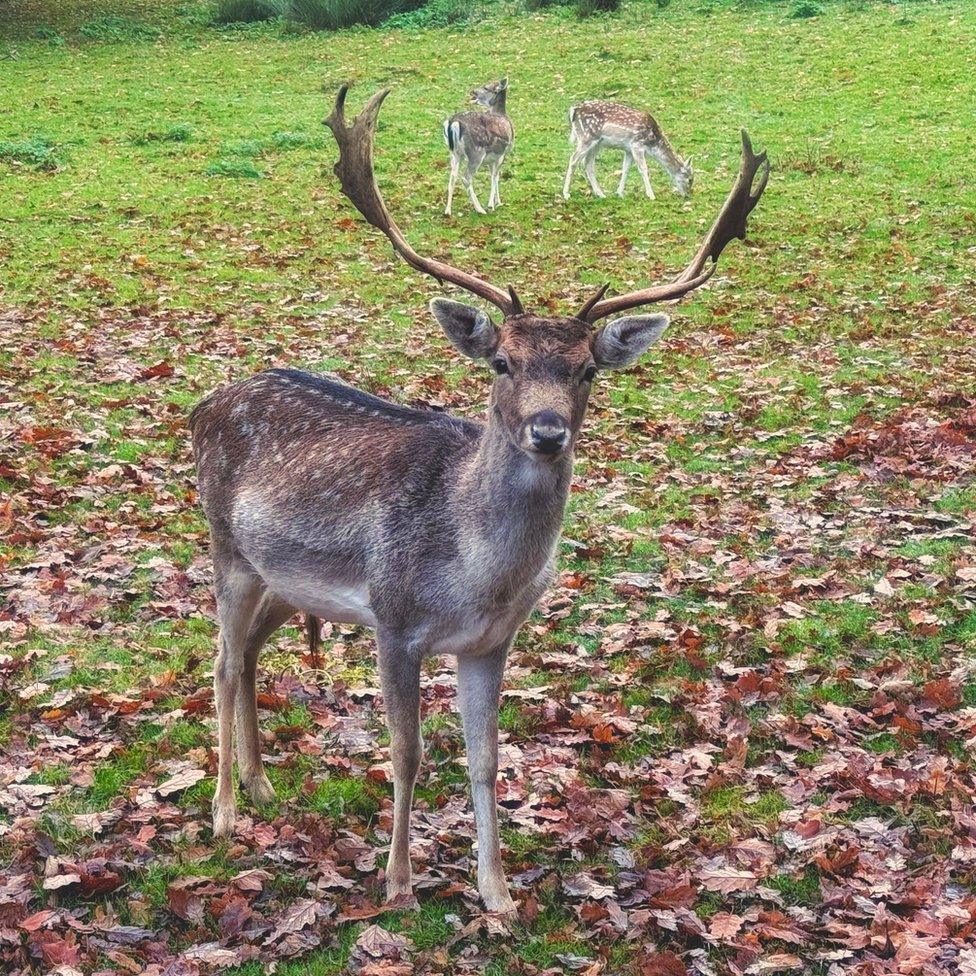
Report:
564,100,694,201
443,78,513,216
190,86,767,916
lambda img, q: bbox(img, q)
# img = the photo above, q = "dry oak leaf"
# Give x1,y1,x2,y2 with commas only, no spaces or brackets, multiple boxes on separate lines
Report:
639,950,688,976
157,767,206,797
709,911,745,940
698,863,759,894
922,678,961,711
352,924,413,960
562,873,616,900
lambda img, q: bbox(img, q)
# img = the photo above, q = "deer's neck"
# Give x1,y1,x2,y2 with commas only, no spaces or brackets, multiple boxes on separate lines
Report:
454,418,572,596
648,136,683,176
491,91,508,117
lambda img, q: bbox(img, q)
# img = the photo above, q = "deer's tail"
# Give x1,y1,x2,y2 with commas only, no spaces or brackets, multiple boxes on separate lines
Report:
568,105,578,145
305,613,321,670
444,118,462,152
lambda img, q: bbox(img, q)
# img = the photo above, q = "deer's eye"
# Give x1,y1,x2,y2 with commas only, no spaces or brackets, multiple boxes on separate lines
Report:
583,364,598,382
492,357,510,376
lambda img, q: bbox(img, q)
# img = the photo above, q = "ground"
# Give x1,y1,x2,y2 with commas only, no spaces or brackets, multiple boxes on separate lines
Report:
1,1,976,973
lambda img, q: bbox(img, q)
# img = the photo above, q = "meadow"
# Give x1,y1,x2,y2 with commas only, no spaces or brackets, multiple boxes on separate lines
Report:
1,1,976,973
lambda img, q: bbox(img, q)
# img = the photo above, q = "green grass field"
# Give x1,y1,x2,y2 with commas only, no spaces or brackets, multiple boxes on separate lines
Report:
2,1,976,973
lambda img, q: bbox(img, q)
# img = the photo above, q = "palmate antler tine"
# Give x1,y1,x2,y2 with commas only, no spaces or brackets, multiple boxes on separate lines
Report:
324,85,516,317
580,129,770,323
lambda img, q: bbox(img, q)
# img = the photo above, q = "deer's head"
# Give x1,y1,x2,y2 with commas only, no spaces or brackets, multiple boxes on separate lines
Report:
428,302,667,459
470,77,508,110
324,88,768,462
673,157,695,198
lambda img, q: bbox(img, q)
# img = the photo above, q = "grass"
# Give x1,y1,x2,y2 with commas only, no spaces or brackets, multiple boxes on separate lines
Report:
1,0,974,972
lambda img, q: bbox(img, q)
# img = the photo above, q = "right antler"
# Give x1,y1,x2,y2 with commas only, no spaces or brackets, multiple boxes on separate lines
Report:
324,85,522,317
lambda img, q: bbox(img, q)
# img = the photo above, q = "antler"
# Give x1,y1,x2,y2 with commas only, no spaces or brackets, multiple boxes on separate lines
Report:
324,85,520,317
577,129,770,323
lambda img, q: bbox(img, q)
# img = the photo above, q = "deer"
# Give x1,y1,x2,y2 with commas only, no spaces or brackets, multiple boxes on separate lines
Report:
563,100,694,201
443,78,513,217
189,85,767,917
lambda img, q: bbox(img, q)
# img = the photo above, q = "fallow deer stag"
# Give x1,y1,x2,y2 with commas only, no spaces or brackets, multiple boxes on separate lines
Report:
190,85,768,916
564,100,694,201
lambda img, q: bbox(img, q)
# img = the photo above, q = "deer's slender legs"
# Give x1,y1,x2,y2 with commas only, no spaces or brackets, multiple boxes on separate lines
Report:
463,150,488,215
234,592,295,806
563,146,586,199
378,637,424,901
617,151,633,197
633,149,655,200
445,152,460,217
457,647,515,915
212,557,264,838
584,145,606,198
488,158,502,210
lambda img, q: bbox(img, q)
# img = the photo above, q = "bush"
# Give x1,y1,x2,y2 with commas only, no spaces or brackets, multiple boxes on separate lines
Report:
384,0,479,28
132,124,193,146
790,0,824,17
79,16,161,41
0,137,62,172
269,130,325,150
205,159,264,178
283,0,425,30
213,0,282,24
522,0,569,10
574,0,620,16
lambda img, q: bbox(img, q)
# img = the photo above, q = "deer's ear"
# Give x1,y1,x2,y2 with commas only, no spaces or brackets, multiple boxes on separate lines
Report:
430,299,499,360
499,77,509,90
593,314,669,370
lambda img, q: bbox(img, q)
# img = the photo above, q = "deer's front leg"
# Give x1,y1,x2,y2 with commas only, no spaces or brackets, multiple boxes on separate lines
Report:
457,647,516,916
378,639,423,902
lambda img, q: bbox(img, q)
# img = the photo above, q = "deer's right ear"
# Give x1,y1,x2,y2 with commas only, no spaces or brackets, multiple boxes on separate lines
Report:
430,298,499,360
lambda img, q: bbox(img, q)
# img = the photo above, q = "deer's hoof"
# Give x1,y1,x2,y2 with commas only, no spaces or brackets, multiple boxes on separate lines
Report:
212,799,237,839
483,891,517,918
244,772,276,806
386,876,414,903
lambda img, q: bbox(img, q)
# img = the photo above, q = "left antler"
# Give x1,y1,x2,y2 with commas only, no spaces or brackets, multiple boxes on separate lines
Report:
577,130,770,323
324,85,522,317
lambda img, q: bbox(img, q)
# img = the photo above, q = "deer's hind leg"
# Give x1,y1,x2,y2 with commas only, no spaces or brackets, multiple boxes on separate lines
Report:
211,547,265,838
488,157,503,210
235,591,296,806
463,148,488,215
584,145,606,198
445,150,461,217
563,145,586,199
377,631,424,902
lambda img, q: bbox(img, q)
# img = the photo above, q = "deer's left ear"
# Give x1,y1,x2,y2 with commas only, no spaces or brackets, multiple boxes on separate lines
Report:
593,314,669,370
499,77,509,90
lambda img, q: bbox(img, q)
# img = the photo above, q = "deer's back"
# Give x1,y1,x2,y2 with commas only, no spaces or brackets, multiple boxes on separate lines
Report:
190,369,478,540
572,100,662,144
448,110,514,155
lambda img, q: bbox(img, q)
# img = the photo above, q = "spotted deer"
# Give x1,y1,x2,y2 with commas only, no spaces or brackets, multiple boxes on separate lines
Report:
564,100,694,201
443,78,513,216
190,86,767,916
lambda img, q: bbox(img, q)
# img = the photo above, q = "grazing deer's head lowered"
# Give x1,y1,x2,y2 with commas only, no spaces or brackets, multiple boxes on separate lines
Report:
190,85,767,923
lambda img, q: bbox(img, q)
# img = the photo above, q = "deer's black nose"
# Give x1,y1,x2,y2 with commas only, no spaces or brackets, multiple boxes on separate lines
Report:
528,412,569,455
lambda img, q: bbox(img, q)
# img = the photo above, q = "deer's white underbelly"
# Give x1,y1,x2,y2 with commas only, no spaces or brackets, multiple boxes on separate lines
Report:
594,127,639,152
270,572,377,628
